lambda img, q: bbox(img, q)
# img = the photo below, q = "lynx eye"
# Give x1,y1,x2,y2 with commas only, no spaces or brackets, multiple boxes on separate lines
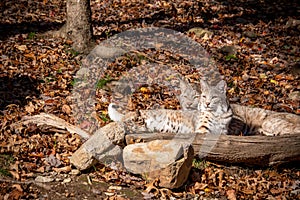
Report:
210,96,218,102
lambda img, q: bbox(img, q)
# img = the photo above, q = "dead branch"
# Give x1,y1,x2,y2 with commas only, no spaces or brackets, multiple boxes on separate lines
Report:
125,132,300,167
11,113,91,140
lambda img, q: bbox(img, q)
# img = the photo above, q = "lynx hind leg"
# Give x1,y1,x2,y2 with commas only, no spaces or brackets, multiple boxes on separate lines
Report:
259,114,300,136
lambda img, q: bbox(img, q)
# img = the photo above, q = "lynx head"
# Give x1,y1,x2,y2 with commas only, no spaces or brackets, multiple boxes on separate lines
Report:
179,79,200,110
198,80,230,114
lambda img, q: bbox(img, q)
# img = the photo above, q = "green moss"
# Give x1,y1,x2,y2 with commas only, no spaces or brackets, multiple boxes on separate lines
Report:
0,154,14,177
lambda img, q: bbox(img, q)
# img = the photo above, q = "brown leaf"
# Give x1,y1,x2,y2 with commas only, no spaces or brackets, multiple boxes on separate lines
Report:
52,165,72,173
23,162,37,171
226,189,237,200
9,171,20,180
270,187,285,195
28,152,44,158
15,45,27,51
8,188,24,200
194,182,208,191
24,53,36,60
144,179,160,195
242,189,255,195
36,166,45,173
25,102,35,113
62,104,71,114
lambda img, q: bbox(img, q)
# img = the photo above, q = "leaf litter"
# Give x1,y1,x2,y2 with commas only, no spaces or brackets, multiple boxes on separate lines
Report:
0,0,299,199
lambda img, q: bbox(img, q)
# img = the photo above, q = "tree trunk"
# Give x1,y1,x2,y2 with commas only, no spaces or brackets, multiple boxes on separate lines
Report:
65,0,93,53
125,133,300,167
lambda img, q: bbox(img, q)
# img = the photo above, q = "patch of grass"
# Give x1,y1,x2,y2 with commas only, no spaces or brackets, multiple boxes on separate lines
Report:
136,54,148,64
57,68,63,74
0,168,11,177
192,158,207,170
225,54,238,61
141,172,150,182
70,78,80,86
64,45,80,57
96,76,112,89
0,154,14,177
69,49,80,57
122,188,143,198
28,32,36,39
105,31,112,38
99,112,110,122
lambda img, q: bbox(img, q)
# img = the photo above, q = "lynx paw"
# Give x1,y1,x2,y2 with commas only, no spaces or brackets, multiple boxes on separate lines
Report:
108,103,124,122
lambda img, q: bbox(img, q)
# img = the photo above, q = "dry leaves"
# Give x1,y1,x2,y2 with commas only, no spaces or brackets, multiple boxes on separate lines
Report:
1,0,299,199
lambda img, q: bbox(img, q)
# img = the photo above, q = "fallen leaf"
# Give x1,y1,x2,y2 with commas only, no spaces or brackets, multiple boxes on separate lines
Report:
24,53,36,60
270,79,278,85
226,189,237,200
25,102,35,113
62,104,71,114
52,165,72,173
16,45,27,51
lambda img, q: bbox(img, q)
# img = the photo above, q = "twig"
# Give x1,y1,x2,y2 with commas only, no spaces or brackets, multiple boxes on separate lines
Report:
0,178,52,190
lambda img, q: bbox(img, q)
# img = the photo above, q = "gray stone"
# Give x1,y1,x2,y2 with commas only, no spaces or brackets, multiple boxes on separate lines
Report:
35,176,54,183
220,45,237,56
91,46,126,59
70,122,125,170
285,19,300,28
70,169,80,175
244,31,257,39
236,18,247,24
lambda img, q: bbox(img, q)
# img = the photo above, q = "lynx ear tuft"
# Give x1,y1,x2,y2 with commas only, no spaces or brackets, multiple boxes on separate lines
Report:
200,79,209,91
216,80,227,91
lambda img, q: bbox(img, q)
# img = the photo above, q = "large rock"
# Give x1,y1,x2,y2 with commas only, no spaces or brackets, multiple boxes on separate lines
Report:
123,139,194,189
70,122,125,170
90,46,126,59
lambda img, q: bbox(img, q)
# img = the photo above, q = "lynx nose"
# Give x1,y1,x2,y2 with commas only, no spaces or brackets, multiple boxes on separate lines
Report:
206,101,210,106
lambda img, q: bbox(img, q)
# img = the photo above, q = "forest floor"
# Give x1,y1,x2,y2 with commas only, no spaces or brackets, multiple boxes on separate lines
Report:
0,0,299,199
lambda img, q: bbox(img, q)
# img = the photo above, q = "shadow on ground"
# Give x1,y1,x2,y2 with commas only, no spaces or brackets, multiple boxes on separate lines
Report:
0,75,40,111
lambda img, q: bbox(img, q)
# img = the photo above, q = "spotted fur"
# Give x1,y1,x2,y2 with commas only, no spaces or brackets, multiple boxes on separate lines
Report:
230,104,300,136
108,80,233,135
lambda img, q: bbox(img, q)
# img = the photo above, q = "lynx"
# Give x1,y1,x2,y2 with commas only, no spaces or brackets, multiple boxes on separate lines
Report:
177,80,300,136
108,79,233,135
108,77,300,136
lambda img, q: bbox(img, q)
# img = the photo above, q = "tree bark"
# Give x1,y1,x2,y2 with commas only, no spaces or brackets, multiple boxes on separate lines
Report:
65,0,93,53
125,132,300,167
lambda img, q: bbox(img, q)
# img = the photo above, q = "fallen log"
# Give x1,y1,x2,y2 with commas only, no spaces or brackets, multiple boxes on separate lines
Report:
125,132,300,167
